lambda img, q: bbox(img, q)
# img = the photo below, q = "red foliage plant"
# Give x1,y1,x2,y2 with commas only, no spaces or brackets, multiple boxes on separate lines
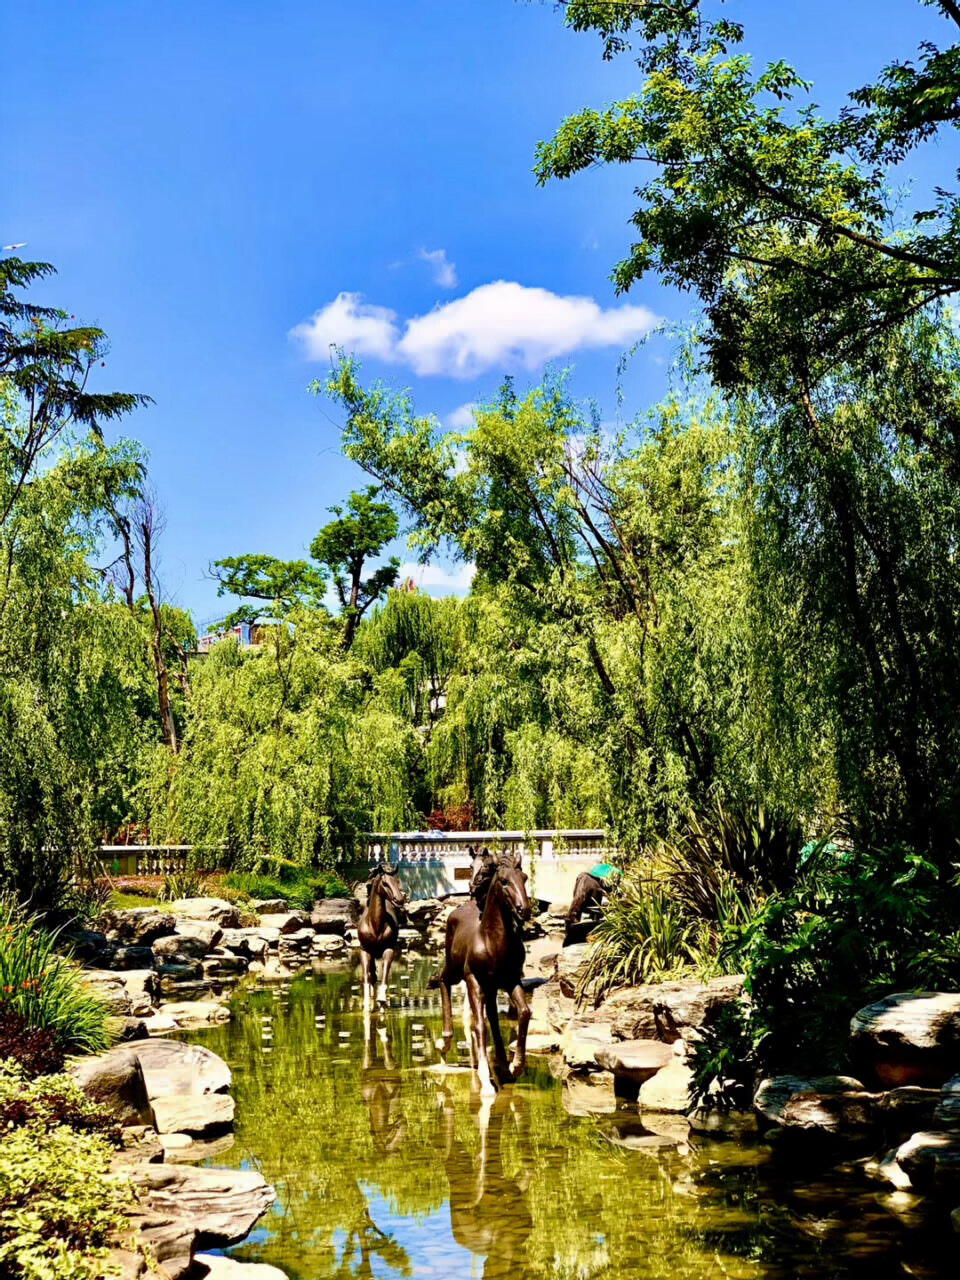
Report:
0,1008,64,1077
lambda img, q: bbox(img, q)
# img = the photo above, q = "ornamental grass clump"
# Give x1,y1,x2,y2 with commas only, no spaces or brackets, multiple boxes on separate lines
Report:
0,899,112,1059
576,875,695,1001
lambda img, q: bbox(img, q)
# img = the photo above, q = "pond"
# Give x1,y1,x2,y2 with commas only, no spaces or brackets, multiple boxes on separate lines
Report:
185,960,952,1280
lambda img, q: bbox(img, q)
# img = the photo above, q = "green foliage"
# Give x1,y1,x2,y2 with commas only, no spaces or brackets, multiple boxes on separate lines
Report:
157,869,204,902
0,900,112,1056
224,863,351,910
724,846,960,1069
0,1061,131,1280
576,875,695,1000
689,1002,758,1114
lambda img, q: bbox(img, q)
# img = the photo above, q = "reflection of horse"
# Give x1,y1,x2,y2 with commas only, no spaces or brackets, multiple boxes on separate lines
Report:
435,851,532,1094
440,1089,533,1279
360,1009,406,1155
358,864,406,1008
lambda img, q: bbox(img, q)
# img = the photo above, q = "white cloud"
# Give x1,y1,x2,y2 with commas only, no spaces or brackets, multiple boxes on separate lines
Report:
290,281,659,379
289,292,399,361
397,561,475,594
445,402,476,429
419,247,458,289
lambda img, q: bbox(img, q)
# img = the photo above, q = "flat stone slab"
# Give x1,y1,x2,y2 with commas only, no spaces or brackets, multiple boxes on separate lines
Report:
175,920,224,949
128,1163,274,1248
595,1039,673,1083
639,1059,695,1113
268,911,311,935
99,908,176,945
152,1092,235,1135
194,1254,289,1280
132,1036,232,1097
310,898,360,934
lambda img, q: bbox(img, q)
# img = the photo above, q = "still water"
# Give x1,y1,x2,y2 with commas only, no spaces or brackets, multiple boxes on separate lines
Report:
186,961,951,1280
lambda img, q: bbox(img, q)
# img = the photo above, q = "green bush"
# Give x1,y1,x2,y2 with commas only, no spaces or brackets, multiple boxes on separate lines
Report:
157,869,204,902
0,900,112,1056
723,845,960,1070
224,864,352,911
0,1062,133,1280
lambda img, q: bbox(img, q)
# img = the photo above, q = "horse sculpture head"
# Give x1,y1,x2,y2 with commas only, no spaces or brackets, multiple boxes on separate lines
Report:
491,850,532,924
468,845,496,906
367,864,406,910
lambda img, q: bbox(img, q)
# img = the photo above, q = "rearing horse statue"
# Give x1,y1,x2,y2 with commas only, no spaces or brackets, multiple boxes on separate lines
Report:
436,850,532,1094
358,863,406,1008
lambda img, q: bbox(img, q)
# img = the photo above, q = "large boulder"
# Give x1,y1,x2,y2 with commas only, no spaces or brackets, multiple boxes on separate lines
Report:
99,908,176,946
639,1060,696,1113
127,1037,232,1098
155,933,212,962
151,1093,235,1136
562,1016,615,1072
851,992,960,1087
69,929,109,963
269,910,311,935
310,897,361,934
167,898,241,928
251,898,288,914
895,1130,960,1193
174,920,224,949
604,976,746,1044
128,1163,274,1250
107,945,157,971
70,1050,153,1126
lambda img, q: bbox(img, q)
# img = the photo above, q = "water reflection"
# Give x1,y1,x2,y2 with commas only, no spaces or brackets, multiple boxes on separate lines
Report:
186,963,952,1280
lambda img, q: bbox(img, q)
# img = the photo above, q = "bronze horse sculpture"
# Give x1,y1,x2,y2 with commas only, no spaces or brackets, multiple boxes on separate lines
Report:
434,849,533,1094
358,863,406,1008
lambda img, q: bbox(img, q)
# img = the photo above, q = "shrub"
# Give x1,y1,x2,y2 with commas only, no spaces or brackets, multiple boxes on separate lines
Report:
576,876,694,1001
724,845,960,1070
224,864,353,911
0,1062,132,1280
0,1008,63,1077
688,1002,759,1113
0,899,112,1057
157,869,204,902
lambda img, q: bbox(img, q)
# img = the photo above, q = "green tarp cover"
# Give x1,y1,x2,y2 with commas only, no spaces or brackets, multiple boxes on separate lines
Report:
589,862,620,884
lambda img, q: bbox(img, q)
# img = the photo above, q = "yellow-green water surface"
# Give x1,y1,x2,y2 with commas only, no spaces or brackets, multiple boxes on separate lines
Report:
185,962,952,1280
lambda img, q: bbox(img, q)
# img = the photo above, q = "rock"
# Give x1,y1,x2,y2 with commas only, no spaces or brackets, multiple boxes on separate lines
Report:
70,1049,153,1126
398,927,421,943
174,920,224,949
123,1206,197,1280
130,1036,232,1097
895,1130,960,1192
167,897,242,927
155,1000,231,1028
312,934,346,955
754,1075,818,1125
217,928,251,956
163,1132,236,1164
556,943,592,999
851,992,960,1087
404,898,441,927
529,979,576,1037
603,976,746,1044
81,969,133,1016
524,1030,562,1054
278,925,313,946
107,945,157,971
599,1113,690,1151
269,910,310,935
120,969,160,1015
159,976,215,998
156,961,203,983
194,1254,289,1280
203,952,248,974
128,1163,275,1249
99,908,176,946
562,1016,615,1071
561,1070,617,1116
595,1039,674,1084
154,933,211,962
864,1149,914,1191
934,1095,960,1129
778,1089,877,1137
113,1016,149,1041
101,1247,147,1279
69,929,108,962
151,1093,235,1136
311,897,361,934
874,1087,942,1129
251,898,289,914
639,1059,696,1113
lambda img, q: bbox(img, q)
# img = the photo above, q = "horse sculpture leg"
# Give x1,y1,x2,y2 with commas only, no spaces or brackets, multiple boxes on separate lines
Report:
436,976,455,1057
484,986,510,1083
360,949,374,1012
467,973,496,1096
463,984,478,1067
508,983,531,1081
377,948,394,1007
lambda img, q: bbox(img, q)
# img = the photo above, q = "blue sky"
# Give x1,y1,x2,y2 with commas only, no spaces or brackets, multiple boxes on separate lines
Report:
1,1,951,624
